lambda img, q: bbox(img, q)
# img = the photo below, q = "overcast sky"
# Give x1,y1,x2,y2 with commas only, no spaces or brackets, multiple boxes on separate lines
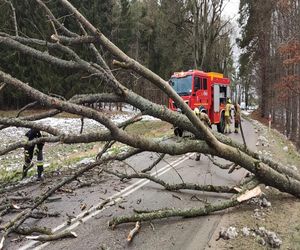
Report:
223,0,240,19
223,0,241,66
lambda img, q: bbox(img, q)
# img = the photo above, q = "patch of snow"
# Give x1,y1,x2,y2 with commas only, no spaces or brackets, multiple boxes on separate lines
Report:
242,227,250,237
141,115,160,121
261,197,271,208
0,111,160,145
77,158,95,166
122,104,141,113
290,165,298,172
249,197,271,208
283,146,288,152
257,236,266,246
257,135,269,147
219,226,238,240
255,227,282,248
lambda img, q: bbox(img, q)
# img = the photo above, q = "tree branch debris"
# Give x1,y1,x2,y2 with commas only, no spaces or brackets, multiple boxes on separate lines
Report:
0,0,298,248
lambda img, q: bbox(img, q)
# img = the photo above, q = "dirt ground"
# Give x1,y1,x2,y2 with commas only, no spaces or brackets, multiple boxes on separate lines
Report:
207,114,300,250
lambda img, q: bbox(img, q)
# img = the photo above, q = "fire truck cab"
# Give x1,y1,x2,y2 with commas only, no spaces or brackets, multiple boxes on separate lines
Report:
168,70,230,133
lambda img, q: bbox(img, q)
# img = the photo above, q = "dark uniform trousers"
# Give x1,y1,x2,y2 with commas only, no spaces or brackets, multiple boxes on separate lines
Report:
23,140,44,178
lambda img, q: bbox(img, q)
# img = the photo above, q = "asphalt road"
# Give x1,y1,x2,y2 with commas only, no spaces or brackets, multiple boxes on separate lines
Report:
15,119,257,250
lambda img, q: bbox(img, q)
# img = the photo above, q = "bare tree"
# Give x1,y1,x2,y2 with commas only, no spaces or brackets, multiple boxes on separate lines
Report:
0,0,299,248
190,0,231,70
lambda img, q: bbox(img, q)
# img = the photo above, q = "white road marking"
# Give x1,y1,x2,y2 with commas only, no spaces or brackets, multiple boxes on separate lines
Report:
20,153,193,250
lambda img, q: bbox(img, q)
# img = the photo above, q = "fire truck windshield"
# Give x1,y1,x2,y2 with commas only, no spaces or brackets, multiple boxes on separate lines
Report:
169,75,192,96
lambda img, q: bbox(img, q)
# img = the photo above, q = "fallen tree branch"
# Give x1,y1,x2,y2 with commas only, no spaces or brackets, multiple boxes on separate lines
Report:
26,230,77,242
0,117,60,136
141,154,166,173
127,221,140,242
30,211,60,219
1,29,298,188
0,78,299,197
36,0,78,37
16,101,38,118
207,155,233,169
58,0,222,151
0,109,61,131
3,0,18,36
108,179,260,228
0,83,6,92
228,164,240,174
0,144,142,249
109,199,239,228
0,114,142,156
2,34,298,188
104,170,239,194
15,226,52,235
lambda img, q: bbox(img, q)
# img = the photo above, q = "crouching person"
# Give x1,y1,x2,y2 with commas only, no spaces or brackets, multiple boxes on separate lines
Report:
194,107,212,161
22,128,44,181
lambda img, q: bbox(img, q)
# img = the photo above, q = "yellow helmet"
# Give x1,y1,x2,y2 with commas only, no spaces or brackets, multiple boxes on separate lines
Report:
194,108,200,115
227,98,231,104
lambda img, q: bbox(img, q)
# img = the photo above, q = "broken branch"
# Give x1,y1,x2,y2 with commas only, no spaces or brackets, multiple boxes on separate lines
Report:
141,154,166,173
26,230,77,242
127,221,140,242
108,179,260,228
104,169,239,194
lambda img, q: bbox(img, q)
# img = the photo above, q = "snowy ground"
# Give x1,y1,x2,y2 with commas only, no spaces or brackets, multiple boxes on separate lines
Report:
1,108,159,144
0,108,160,174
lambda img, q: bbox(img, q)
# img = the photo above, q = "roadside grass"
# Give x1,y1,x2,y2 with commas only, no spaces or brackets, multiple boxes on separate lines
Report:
270,128,300,168
125,120,173,138
212,116,300,250
0,120,172,184
0,167,21,183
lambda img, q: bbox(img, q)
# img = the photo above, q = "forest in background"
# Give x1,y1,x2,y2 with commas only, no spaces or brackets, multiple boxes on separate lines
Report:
238,0,300,148
0,0,234,108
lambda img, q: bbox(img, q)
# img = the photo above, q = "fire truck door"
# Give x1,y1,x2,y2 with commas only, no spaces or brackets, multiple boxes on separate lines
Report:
201,78,209,105
193,77,201,106
214,85,220,112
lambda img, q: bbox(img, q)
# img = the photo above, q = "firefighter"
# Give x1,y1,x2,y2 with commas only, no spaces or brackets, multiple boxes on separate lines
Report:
234,102,241,133
224,98,232,133
194,107,212,161
22,128,44,180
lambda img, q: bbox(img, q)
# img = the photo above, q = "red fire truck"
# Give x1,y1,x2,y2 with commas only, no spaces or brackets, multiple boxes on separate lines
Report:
168,70,230,133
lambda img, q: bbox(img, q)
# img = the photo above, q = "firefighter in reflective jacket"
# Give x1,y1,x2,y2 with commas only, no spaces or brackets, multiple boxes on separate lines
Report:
224,98,232,133
194,107,211,161
22,128,44,180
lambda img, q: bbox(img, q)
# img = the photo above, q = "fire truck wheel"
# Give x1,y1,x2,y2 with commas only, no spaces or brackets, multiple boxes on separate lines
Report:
217,111,225,133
